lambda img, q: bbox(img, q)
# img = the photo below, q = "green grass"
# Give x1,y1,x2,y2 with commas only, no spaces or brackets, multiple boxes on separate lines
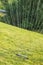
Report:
0,22,43,65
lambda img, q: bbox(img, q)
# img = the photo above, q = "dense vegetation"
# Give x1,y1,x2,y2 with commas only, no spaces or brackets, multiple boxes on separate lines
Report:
0,0,43,65
0,0,43,33
0,22,43,65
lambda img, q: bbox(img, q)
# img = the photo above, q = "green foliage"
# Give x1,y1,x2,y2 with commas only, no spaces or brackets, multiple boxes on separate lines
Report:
0,0,43,33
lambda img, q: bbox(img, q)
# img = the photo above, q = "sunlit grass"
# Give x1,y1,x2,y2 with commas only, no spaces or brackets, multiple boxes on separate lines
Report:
0,22,43,65
0,13,6,17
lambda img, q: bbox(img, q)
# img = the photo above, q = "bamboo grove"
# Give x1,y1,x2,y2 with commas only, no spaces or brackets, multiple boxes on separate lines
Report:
0,0,43,33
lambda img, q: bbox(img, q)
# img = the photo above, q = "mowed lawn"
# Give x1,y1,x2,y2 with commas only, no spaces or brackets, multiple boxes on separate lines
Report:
0,22,43,65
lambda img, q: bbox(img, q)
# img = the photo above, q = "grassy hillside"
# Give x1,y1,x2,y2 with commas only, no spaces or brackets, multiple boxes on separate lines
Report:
0,22,43,65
